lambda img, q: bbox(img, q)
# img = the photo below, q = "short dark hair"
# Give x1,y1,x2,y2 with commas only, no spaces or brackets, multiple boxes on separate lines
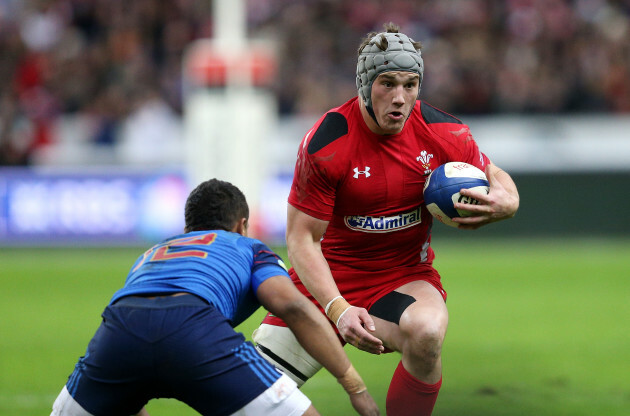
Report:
184,179,249,232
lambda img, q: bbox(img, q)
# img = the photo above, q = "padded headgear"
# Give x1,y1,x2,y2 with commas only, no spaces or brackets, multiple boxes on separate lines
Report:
356,31,424,109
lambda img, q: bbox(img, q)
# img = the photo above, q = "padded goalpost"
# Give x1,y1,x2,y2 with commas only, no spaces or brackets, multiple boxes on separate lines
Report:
182,0,278,238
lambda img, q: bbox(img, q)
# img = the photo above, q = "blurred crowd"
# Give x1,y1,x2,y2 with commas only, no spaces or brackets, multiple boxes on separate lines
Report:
256,0,630,115
1,0,630,165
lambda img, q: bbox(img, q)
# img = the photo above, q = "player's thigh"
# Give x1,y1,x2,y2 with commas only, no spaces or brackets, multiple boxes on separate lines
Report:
369,281,448,352
64,311,155,416
253,322,324,387
176,340,285,416
88,299,287,416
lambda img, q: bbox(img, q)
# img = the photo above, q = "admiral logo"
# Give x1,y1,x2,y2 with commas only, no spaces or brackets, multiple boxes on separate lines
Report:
416,150,434,175
344,207,422,233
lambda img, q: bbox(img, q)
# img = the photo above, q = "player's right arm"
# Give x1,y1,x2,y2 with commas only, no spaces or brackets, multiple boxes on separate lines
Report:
286,204,384,355
256,273,380,416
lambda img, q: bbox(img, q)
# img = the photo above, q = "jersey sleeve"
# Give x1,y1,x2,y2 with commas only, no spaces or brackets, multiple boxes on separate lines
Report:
420,101,491,171
247,240,291,293
454,125,491,171
287,120,341,221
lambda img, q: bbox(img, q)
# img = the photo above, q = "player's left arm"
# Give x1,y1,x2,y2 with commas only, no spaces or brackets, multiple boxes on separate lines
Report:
257,275,381,416
453,163,519,229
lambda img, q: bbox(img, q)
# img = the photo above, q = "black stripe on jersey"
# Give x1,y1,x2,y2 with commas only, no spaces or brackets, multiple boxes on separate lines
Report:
307,112,348,154
420,101,463,125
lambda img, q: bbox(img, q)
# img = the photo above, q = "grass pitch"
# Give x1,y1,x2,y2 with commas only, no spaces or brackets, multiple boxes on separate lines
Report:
1,237,628,415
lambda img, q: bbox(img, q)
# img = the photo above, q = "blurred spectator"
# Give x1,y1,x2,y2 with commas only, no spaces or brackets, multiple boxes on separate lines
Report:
1,0,630,165
117,86,184,167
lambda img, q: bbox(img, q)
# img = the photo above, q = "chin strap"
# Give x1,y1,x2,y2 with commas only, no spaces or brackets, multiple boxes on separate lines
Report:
366,105,380,127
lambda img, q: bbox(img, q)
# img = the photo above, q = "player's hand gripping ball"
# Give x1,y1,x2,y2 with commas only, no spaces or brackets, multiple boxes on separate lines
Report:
423,162,489,228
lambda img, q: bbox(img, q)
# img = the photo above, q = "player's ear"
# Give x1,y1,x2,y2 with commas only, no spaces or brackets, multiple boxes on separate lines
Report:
233,218,248,236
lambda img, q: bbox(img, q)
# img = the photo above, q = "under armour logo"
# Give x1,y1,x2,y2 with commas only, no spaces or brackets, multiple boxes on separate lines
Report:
353,166,371,178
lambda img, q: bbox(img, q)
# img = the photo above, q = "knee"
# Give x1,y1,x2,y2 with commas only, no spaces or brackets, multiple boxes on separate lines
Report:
399,308,448,363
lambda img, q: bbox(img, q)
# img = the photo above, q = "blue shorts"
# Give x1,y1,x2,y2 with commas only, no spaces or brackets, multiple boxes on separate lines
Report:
65,294,281,416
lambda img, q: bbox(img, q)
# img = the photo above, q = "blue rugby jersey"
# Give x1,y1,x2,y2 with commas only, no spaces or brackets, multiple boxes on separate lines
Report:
109,230,289,326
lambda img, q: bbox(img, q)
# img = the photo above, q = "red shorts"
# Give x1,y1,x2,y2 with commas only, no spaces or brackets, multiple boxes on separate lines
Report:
261,263,446,327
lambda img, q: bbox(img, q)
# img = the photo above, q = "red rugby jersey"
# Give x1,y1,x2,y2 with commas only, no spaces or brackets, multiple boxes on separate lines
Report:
288,97,490,272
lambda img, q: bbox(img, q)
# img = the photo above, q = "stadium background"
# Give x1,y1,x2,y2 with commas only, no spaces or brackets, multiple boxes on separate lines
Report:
1,1,629,415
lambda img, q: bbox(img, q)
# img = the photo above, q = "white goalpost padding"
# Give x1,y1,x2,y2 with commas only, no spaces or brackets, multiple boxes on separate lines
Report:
183,0,278,237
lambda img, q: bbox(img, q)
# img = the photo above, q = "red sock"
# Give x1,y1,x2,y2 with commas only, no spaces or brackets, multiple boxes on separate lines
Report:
386,361,442,416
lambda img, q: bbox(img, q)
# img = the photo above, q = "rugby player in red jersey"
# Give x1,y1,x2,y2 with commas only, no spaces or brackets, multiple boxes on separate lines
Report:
254,23,519,416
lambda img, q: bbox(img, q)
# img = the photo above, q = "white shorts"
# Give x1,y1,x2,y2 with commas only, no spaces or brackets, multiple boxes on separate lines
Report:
229,373,311,416
50,386,93,416
51,374,311,416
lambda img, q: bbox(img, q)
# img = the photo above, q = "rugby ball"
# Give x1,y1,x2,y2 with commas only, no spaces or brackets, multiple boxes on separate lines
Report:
423,162,489,228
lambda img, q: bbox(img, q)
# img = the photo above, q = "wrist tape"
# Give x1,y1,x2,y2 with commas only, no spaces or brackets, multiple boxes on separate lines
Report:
325,296,352,326
337,364,367,394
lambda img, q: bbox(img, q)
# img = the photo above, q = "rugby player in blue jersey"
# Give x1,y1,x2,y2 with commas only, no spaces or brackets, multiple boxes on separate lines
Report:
51,178,379,416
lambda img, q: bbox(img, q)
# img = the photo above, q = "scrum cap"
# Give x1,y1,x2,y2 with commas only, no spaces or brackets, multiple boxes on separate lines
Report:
356,31,424,109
